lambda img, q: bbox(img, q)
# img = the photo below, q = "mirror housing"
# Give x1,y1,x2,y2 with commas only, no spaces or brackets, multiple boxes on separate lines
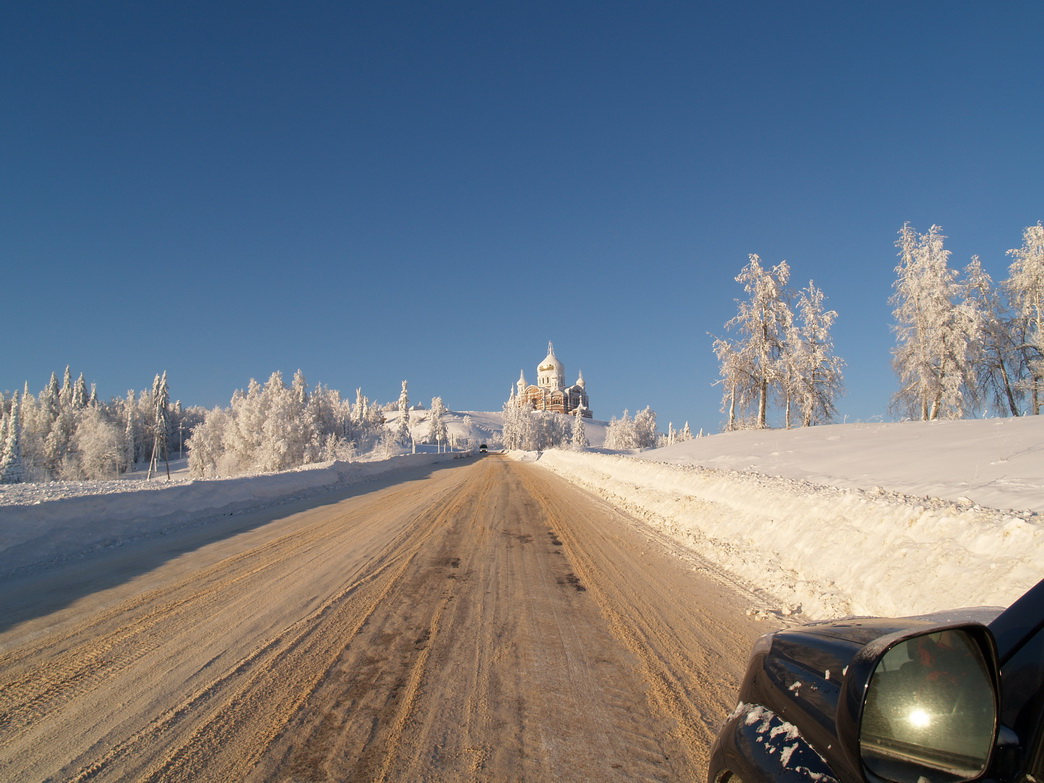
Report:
837,623,1001,783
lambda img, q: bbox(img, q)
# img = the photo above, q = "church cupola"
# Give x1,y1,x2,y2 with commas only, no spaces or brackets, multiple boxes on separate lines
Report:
537,341,565,391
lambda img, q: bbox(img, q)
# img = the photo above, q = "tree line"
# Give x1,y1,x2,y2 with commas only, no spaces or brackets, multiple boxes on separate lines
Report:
0,368,199,483
891,222,1043,420
186,371,389,478
712,221,1044,429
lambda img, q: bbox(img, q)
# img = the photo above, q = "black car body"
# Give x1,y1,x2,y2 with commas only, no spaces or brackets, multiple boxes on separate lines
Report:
709,577,1044,783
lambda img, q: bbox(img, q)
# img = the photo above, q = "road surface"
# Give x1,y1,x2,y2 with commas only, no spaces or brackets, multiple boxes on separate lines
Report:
0,455,772,782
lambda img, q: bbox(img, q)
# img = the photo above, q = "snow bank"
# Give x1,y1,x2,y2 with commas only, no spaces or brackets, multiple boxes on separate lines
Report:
0,453,466,576
532,420,1044,621
644,417,1044,514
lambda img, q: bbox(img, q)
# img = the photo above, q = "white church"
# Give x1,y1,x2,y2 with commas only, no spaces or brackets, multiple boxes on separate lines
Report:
511,342,592,419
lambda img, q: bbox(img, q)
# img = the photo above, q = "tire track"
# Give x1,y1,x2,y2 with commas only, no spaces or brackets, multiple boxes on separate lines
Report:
61,467,479,783
515,459,768,779
0,479,444,738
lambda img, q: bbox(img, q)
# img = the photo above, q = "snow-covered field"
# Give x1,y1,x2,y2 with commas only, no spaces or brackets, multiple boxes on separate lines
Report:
1,414,1041,623
532,417,1044,621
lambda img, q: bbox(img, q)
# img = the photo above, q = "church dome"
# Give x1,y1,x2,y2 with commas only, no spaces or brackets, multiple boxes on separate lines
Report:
537,341,566,390
538,345,563,374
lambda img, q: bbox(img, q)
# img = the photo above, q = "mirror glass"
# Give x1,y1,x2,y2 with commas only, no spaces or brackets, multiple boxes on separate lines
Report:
860,630,996,783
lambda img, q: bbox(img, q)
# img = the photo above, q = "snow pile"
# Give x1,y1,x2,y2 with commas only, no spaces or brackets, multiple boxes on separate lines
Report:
532,418,1044,620
0,452,465,576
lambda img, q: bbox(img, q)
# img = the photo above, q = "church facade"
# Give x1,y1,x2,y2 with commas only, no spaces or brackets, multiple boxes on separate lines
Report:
511,342,592,418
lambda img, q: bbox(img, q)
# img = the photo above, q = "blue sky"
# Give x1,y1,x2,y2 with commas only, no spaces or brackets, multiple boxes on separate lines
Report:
3,2,1043,433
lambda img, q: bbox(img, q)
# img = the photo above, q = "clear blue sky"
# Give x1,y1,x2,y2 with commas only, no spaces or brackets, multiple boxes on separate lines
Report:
3,2,1043,433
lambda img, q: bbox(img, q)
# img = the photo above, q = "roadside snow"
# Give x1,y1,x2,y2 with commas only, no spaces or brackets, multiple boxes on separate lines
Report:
644,417,1044,515
0,453,466,577
2,416,1040,623
530,417,1044,621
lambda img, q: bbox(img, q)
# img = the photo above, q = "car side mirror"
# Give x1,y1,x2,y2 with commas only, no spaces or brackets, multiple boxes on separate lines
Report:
839,624,1001,783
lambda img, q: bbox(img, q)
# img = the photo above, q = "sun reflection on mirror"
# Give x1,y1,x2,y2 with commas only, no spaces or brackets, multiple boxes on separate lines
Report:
907,708,931,729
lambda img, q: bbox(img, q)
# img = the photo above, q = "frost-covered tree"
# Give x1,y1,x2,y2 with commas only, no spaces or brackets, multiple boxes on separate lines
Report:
71,406,124,479
605,408,656,450
0,392,25,484
459,414,474,451
571,410,589,450
603,410,634,449
891,224,981,420
788,281,845,427
395,380,412,447
501,397,523,450
965,256,1023,416
72,373,89,410
147,372,172,479
428,396,448,450
187,373,378,477
711,336,757,431
1005,222,1044,414
187,407,239,478
713,255,794,429
633,406,658,449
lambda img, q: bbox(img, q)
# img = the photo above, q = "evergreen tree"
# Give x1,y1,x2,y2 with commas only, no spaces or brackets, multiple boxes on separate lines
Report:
148,372,172,479
0,392,25,484
571,410,589,450
59,366,73,409
396,381,412,448
72,373,88,409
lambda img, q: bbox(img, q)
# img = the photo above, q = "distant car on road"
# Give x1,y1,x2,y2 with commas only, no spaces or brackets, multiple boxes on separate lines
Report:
709,577,1044,783
479,444,487,453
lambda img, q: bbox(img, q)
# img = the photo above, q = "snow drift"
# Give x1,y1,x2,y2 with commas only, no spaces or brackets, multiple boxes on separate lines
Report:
531,417,1044,621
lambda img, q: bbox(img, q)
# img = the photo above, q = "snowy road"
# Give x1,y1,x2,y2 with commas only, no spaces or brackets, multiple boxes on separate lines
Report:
0,455,768,781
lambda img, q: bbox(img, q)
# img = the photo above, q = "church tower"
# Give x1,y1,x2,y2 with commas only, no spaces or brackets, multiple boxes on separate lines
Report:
537,341,565,391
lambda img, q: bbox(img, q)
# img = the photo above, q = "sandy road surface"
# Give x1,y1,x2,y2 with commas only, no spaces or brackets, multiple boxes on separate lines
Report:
0,455,771,782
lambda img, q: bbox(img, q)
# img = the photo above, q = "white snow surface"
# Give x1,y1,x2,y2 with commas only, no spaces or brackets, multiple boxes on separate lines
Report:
1,415,1041,624
0,453,466,577
530,417,1044,621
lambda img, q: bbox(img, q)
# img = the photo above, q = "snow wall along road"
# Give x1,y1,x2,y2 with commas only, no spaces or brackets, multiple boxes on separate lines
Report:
530,449,1042,620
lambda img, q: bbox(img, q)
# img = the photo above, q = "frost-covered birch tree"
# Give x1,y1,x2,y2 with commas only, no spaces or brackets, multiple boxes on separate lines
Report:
713,255,793,429
965,256,1023,416
891,224,981,420
1005,222,1044,414
788,281,845,426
